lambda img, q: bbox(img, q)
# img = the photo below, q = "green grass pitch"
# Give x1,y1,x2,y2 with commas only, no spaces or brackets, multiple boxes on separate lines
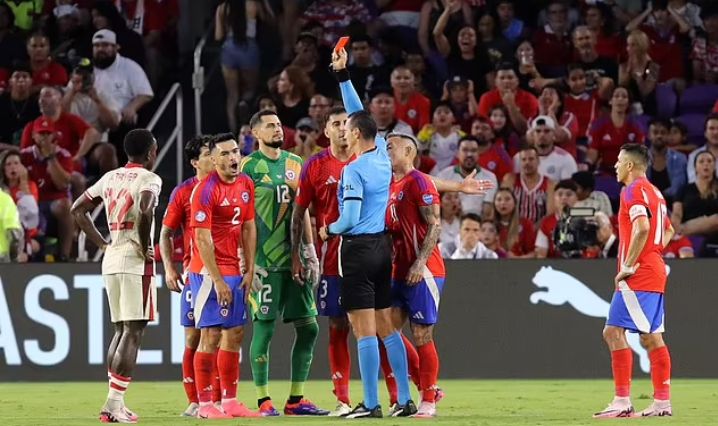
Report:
1,379,717,425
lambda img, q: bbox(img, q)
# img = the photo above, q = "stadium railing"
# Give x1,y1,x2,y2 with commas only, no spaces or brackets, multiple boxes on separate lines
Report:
76,82,184,262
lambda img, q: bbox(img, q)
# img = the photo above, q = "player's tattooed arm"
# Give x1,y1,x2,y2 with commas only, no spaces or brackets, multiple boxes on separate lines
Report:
407,203,441,285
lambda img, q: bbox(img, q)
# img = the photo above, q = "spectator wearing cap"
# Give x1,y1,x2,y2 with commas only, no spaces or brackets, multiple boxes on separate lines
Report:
531,1,574,78
535,179,578,259
290,117,322,161
517,115,577,182
215,0,267,133
687,114,718,183
19,117,75,261
436,136,498,219
90,1,146,68
27,32,69,92
300,0,372,47
470,117,513,183
433,11,492,95
0,186,23,262
0,4,27,73
647,118,687,204
391,65,431,134
367,85,413,138
529,84,579,157
441,213,499,259
478,62,539,135
692,6,718,85
572,171,614,217
586,86,645,176
442,75,477,131
0,63,40,148
0,149,39,259
418,101,463,173
347,34,389,102
92,29,153,163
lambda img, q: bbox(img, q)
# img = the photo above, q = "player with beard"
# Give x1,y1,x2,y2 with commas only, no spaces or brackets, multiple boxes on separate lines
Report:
159,135,220,417
241,110,328,416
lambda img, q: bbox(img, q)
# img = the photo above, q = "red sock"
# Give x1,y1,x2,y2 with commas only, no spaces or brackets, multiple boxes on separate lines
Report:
417,342,440,403
649,346,671,401
611,348,633,398
182,347,198,404
193,351,214,404
328,326,351,404
211,350,221,403
217,349,239,401
401,334,421,388
379,340,398,405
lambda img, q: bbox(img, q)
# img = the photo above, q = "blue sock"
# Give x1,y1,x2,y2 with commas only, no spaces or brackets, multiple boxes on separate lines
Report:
357,336,380,409
383,331,411,405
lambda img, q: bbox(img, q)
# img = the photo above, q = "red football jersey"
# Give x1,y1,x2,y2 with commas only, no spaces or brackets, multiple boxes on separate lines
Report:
189,172,255,276
479,143,513,182
564,91,598,139
617,177,670,293
588,115,645,174
296,148,354,276
537,213,560,258
20,145,73,201
21,113,91,156
162,176,199,270
513,174,551,224
32,61,68,88
663,235,693,258
394,92,431,134
498,217,536,256
387,169,445,280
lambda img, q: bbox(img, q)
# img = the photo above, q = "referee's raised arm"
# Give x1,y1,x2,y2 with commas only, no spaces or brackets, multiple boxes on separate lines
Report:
317,45,417,418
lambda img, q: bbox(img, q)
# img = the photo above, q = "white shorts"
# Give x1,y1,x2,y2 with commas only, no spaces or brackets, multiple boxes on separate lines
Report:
104,273,157,323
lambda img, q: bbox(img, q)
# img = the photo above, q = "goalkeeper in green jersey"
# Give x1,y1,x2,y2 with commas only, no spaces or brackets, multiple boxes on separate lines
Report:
240,110,328,416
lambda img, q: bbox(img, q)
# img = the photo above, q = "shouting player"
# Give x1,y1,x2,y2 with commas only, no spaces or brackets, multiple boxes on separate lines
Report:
594,143,674,418
241,110,327,416
385,132,445,418
71,129,162,423
189,133,259,419
159,135,215,417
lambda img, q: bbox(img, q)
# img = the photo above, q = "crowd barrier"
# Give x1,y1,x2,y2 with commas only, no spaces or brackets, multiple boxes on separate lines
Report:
0,260,716,381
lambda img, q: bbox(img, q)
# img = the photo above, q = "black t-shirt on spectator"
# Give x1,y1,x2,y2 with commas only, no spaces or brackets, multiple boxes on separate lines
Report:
0,32,27,69
447,47,492,96
276,97,310,129
580,56,619,87
484,38,514,68
309,65,338,99
677,183,718,256
348,64,390,102
0,93,41,145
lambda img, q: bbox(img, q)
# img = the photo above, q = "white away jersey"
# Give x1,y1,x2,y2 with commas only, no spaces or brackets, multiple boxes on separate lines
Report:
84,164,162,275
513,146,578,182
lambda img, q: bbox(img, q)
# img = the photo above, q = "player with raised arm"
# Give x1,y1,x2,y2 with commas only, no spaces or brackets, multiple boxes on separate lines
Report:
188,133,259,419
71,129,162,424
241,110,328,416
158,135,215,417
594,143,674,418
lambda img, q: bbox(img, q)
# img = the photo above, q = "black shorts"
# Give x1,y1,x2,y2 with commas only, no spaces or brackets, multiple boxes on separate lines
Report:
338,232,392,311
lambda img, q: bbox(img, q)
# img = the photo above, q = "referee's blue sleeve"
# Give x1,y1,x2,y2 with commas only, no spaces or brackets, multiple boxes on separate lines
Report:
340,80,364,114
328,199,362,234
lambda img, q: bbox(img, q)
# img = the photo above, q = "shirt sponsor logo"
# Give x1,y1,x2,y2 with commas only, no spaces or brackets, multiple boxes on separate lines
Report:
195,211,207,222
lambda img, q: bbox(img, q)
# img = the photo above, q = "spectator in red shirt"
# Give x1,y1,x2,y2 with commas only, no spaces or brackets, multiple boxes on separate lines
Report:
626,0,691,90
20,117,74,261
470,117,513,182
488,104,522,157
584,3,624,61
493,187,536,258
563,64,599,147
0,148,40,258
27,32,68,93
663,234,694,258
535,179,578,258
478,62,539,135
586,86,645,175
531,1,573,78
391,65,431,133
618,30,660,116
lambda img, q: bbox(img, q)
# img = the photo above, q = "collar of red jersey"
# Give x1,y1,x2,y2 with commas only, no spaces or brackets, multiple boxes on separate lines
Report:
125,162,143,169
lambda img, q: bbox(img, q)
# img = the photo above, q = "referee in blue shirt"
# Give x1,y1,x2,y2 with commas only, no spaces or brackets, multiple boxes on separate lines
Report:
317,47,416,419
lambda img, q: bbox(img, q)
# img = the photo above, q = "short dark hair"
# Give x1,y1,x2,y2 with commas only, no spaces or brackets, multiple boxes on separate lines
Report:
571,171,595,191
566,63,585,74
124,129,156,158
347,110,377,140
208,132,236,153
670,119,688,135
554,179,578,192
458,135,480,150
460,213,483,226
621,143,649,166
184,135,213,162
705,112,718,129
648,118,671,130
326,106,346,120
652,0,668,11
249,110,278,129
350,33,372,46
495,61,517,74
432,101,454,115
11,60,31,75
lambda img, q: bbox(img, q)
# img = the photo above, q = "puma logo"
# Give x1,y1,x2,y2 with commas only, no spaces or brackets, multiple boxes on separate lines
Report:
529,266,650,373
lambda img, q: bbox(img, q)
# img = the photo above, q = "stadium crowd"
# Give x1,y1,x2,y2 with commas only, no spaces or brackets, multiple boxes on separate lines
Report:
1,0,718,262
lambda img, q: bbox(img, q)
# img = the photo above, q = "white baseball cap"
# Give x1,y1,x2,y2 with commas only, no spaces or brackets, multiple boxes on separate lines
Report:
92,29,117,45
531,115,556,130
